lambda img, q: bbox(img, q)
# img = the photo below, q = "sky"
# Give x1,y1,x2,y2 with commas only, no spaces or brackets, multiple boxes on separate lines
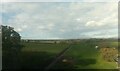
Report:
1,2,118,39
1,0,119,2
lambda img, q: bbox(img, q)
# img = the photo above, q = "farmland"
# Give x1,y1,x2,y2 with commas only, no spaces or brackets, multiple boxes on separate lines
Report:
19,39,118,70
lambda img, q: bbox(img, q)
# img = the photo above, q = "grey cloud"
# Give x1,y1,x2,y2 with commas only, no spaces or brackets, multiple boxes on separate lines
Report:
2,2,118,39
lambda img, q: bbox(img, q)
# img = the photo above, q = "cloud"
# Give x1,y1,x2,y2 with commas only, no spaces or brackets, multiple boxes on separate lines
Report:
2,2,118,39
85,21,104,27
0,16,2,25
81,28,118,38
2,0,119,2
85,13,118,27
85,2,118,28
16,28,22,32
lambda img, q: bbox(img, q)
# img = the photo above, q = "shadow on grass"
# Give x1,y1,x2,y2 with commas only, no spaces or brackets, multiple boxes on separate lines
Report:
2,44,24,70
76,58,97,66
51,56,76,69
20,51,78,70
20,51,56,70
2,44,96,70
51,56,97,69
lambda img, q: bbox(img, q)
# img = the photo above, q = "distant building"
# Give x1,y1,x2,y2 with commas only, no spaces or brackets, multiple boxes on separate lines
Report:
21,39,80,43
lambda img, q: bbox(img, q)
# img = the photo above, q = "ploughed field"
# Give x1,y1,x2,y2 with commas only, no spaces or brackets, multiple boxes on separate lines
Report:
20,40,118,69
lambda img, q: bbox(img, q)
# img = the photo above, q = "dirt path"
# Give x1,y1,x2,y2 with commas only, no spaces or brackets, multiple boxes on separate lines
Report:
45,43,73,71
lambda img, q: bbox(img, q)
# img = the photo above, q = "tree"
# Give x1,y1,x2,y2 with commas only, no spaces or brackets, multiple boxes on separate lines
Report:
1,25,21,69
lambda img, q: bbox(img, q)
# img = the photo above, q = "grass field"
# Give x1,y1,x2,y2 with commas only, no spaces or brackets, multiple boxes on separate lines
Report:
21,42,69,53
20,40,118,69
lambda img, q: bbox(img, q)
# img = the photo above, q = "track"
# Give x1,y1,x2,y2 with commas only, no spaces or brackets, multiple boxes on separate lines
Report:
45,43,73,71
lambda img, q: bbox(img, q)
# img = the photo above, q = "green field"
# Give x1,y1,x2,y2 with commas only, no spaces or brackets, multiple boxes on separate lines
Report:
20,41,118,69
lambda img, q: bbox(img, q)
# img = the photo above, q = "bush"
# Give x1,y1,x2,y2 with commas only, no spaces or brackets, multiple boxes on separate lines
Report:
1,25,22,69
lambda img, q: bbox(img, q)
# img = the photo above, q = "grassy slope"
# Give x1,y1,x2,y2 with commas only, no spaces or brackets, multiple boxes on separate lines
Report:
20,42,70,69
21,42,69,53
62,42,117,69
21,41,118,69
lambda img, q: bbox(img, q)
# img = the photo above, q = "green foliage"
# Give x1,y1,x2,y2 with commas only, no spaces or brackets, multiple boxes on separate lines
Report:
2,25,21,49
1,25,22,69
